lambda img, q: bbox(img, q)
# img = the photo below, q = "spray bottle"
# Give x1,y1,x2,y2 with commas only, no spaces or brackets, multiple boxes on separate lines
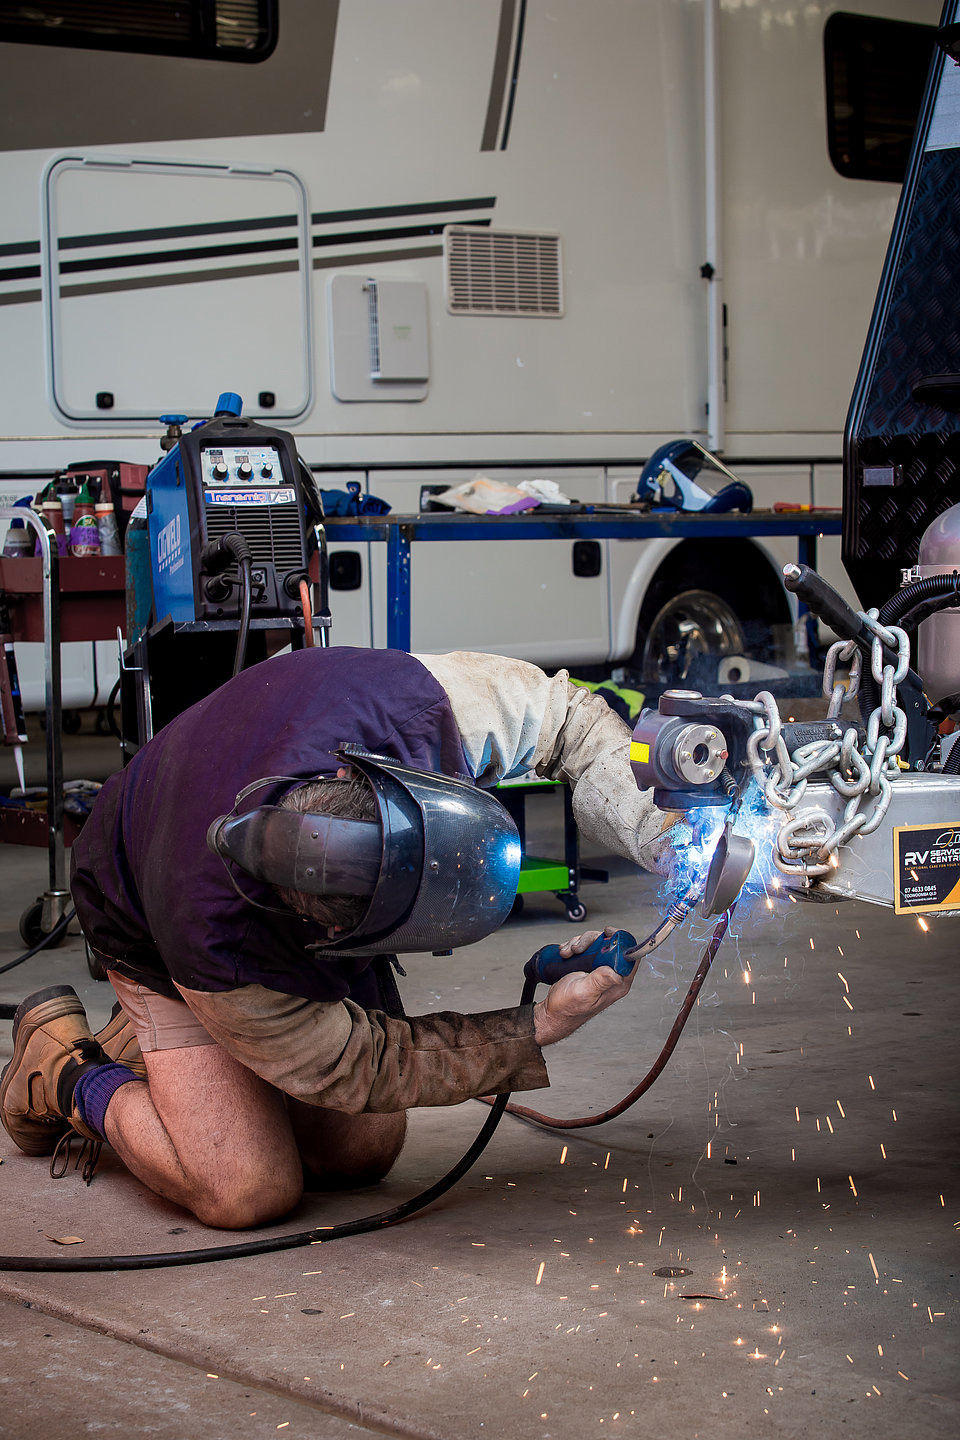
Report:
70,480,100,557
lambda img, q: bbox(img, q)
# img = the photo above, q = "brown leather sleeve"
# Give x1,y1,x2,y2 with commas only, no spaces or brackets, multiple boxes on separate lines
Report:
175,982,549,1114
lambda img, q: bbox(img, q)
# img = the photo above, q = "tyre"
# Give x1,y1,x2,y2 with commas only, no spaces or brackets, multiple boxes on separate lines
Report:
564,900,587,922
632,542,788,689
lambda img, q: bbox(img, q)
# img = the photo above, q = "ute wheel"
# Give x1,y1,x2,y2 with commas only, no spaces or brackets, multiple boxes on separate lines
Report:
632,545,785,689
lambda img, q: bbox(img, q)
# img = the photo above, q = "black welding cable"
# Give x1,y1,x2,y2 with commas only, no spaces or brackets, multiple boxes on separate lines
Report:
480,904,735,1131
0,1092,513,1273
0,914,736,1272
0,907,76,991
232,553,252,678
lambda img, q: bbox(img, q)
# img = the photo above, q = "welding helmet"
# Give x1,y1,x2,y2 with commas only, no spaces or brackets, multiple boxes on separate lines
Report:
207,745,522,957
635,439,752,514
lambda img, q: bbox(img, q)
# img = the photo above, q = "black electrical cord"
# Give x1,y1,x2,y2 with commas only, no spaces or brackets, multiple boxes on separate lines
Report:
0,908,739,1273
0,1001,526,1272
232,553,252,678
199,534,253,677
0,906,76,988
480,905,734,1130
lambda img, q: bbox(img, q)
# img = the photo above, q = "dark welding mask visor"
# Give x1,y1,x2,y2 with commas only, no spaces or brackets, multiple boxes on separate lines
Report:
208,747,522,957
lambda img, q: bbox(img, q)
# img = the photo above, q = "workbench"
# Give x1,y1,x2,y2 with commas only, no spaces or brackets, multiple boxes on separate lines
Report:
322,509,844,650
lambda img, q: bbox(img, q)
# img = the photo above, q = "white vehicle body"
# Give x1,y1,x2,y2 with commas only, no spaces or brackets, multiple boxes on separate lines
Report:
0,0,940,708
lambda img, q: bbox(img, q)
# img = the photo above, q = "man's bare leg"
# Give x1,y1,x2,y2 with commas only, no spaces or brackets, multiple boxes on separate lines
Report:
102,1044,304,1229
287,1099,407,1190
102,1046,408,1227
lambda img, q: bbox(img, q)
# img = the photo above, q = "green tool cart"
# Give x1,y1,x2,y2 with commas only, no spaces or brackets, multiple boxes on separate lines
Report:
496,776,608,922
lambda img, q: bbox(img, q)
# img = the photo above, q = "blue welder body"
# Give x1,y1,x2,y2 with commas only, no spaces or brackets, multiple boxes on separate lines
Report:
147,393,311,624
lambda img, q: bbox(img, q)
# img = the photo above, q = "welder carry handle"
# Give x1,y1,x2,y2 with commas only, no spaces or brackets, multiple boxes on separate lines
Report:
524,929,638,987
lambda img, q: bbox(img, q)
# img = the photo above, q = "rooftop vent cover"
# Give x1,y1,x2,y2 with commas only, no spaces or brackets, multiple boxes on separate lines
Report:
444,226,563,317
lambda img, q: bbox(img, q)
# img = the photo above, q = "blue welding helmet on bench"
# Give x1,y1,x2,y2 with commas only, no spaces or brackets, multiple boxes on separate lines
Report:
207,746,522,957
635,439,753,514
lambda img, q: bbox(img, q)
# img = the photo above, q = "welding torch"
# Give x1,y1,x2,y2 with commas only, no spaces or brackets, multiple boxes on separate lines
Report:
522,812,757,989
523,895,697,987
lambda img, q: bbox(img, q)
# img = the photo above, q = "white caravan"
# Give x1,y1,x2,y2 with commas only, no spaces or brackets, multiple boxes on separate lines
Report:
0,0,942,709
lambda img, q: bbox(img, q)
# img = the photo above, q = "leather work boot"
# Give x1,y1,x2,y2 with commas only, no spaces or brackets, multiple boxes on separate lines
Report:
93,1003,146,1079
0,986,106,1156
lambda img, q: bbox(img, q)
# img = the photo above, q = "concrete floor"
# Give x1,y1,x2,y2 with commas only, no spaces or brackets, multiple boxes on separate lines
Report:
0,726,958,1439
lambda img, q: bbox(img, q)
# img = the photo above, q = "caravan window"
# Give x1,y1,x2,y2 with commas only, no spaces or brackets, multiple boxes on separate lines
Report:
825,12,936,182
0,0,276,63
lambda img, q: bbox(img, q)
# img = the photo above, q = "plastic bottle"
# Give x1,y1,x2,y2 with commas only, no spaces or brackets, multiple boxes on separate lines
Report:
56,479,79,527
95,502,121,556
70,480,100,556
2,518,33,558
40,499,68,557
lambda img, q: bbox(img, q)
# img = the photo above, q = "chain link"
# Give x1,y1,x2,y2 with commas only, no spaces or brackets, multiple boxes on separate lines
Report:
730,611,909,879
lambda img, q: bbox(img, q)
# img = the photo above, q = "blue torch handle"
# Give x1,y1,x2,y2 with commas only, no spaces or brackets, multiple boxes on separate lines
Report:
524,929,639,986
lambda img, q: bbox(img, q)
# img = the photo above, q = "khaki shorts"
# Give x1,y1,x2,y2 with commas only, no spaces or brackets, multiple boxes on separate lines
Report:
109,971,216,1053
106,956,405,1055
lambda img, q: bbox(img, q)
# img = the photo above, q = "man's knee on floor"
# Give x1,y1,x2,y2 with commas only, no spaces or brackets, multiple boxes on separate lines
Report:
191,1160,304,1230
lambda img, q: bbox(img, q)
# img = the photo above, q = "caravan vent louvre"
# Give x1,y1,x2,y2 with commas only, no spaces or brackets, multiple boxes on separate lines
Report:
445,227,563,317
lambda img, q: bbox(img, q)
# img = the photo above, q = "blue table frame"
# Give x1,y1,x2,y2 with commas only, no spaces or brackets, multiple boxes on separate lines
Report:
323,510,844,651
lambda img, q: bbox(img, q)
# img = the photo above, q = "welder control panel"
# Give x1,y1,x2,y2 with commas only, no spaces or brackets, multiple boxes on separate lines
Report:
201,444,288,491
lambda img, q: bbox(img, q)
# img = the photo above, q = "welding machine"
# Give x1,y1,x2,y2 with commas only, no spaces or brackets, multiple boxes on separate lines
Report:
147,391,312,626
121,393,323,751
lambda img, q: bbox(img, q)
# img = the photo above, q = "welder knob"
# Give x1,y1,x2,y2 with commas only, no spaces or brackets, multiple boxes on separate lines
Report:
237,462,253,481
260,462,274,478
212,462,229,481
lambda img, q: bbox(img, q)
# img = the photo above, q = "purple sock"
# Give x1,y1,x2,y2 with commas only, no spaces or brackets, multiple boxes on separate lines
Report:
73,1063,141,1140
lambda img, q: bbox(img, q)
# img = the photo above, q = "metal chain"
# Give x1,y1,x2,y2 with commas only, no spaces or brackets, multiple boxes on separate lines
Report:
729,611,909,879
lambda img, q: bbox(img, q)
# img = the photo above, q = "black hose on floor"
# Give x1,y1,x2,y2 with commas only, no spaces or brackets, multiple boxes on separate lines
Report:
0,907,77,1001
0,1094,513,1273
